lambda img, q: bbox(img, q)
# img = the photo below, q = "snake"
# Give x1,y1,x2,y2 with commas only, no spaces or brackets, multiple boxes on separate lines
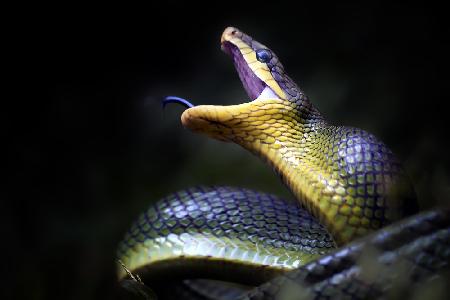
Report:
117,27,450,299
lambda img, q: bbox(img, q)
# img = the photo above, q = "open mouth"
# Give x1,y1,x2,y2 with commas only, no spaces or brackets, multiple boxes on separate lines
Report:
221,42,279,101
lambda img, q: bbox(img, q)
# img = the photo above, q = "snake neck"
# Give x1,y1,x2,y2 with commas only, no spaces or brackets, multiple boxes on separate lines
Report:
182,97,417,245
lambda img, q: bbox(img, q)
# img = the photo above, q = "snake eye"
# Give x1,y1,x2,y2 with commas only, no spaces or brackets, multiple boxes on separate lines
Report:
256,49,272,63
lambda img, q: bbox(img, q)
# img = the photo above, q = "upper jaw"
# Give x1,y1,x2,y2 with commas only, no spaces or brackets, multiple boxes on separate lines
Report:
221,27,282,102
221,41,268,100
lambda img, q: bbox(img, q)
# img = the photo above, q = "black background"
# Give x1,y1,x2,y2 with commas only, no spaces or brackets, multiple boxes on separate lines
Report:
8,3,450,299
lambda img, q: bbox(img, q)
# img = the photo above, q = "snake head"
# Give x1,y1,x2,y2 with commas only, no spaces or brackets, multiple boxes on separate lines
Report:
182,27,323,144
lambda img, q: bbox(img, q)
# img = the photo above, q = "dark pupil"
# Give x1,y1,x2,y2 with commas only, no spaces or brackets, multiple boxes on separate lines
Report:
256,49,272,63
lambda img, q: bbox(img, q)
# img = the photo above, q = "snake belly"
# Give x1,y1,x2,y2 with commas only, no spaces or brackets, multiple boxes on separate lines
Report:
117,27,449,299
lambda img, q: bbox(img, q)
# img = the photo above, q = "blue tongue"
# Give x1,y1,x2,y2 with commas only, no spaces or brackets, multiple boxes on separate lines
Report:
162,96,195,109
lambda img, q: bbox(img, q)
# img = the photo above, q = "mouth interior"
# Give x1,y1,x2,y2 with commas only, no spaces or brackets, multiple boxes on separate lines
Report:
222,42,278,101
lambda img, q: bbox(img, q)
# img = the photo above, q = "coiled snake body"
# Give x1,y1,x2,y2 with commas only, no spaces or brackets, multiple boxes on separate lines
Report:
117,27,450,299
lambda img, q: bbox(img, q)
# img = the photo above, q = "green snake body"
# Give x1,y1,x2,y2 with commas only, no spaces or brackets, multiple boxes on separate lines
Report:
117,27,450,299
118,187,336,284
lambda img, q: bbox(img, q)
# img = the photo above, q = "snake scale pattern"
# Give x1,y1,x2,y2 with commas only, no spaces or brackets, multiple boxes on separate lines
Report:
117,27,450,299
